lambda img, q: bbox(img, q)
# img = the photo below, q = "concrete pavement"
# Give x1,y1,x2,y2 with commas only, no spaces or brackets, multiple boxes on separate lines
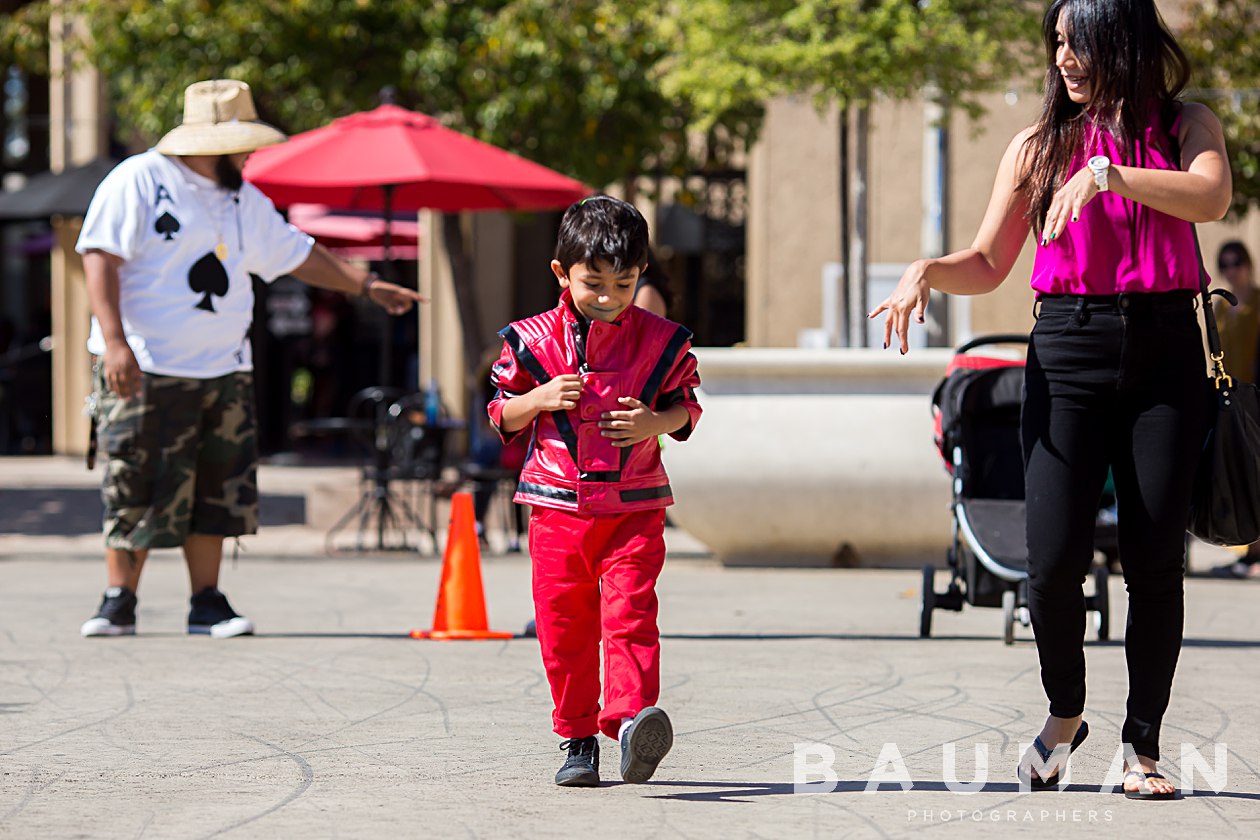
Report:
2,458,1260,838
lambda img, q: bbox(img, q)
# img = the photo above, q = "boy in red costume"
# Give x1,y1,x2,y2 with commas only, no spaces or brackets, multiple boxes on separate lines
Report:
488,196,701,787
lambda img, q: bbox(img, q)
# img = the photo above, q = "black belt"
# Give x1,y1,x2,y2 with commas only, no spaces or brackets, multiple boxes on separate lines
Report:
1037,289,1197,308
1036,289,1198,318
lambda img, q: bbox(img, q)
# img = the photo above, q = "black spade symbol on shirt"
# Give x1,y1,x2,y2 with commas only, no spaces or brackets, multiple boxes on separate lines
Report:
155,211,180,240
188,252,229,312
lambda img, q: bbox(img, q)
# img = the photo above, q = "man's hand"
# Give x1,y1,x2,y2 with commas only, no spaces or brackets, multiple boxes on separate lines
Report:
103,343,142,400
366,280,426,316
290,245,429,311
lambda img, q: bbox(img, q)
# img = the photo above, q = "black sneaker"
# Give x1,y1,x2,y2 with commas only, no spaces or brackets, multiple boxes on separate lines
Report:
555,736,599,787
188,588,255,638
620,707,673,784
80,586,138,637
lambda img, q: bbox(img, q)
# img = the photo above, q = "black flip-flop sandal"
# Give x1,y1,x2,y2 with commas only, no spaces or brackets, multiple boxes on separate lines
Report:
1018,721,1089,790
1123,769,1178,800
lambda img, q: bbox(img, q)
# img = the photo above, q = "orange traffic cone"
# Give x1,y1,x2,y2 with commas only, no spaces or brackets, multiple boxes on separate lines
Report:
410,492,514,640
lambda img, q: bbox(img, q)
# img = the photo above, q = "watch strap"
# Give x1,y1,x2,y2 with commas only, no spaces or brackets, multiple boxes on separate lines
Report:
1089,157,1110,192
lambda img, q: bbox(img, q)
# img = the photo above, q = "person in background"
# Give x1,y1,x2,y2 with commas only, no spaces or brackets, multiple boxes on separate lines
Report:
1208,240,1260,580
78,79,423,639
634,249,676,318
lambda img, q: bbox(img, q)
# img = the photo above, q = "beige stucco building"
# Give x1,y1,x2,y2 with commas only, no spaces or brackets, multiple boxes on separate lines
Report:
42,1,1260,460
747,89,1260,351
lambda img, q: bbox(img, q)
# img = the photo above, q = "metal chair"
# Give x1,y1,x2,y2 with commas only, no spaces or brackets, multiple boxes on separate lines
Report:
461,461,523,553
385,391,459,552
320,386,433,552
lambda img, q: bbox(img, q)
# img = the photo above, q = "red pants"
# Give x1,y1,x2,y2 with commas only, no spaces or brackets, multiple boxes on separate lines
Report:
530,506,666,740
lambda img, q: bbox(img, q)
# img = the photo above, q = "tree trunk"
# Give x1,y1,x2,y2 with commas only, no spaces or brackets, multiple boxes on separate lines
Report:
839,99,850,346
922,87,951,347
847,105,870,348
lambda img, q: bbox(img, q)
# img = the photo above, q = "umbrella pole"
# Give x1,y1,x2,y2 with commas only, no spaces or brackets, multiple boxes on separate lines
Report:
373,184,398,552
377,184,396,387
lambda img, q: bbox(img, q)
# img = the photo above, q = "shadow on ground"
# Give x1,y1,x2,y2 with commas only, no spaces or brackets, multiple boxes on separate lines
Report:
642,780,1260,802
0,487,305,534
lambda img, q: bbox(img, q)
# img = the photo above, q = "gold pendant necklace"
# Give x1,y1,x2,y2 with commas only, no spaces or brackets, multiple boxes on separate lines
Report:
183,162,233,261
209,192,229,260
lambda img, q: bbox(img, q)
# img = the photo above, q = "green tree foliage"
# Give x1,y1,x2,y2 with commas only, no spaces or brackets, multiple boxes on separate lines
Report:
657,0,1042,129
0,0,687,189
415,1,684,189
0,1,1048,185
1182,0,1260,214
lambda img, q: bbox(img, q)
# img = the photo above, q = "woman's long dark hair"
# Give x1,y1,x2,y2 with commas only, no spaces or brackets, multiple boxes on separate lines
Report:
1017,0,1191,235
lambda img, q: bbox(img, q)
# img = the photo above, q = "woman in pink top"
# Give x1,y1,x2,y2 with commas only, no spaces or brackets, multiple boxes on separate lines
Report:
871,0,1232,800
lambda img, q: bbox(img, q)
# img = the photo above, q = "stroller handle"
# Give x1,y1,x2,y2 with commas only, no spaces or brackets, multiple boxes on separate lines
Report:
954,333,1029,355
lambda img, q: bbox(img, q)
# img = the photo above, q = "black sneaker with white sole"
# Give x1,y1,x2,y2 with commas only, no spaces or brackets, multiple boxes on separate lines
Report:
80,586,138,637
620,706,673,783
188,587,255,638
555,736,599,787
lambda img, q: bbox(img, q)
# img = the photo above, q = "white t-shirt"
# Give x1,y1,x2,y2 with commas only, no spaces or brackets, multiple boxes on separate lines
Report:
77,149,314,377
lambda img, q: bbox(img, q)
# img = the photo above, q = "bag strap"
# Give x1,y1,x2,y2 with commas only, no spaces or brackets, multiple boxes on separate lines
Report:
1169,112,1235,389
1192,228,1236,388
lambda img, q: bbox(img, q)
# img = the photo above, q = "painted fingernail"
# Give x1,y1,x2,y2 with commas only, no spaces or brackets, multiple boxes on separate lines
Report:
1071,215,1078,222
900,348,907,355
883,341,889,349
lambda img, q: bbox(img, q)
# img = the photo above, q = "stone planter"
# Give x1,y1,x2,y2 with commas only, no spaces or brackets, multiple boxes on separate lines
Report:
665,347,958,567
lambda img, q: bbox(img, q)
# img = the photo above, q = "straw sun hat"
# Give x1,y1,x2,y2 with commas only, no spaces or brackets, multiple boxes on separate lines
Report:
155,79,286,156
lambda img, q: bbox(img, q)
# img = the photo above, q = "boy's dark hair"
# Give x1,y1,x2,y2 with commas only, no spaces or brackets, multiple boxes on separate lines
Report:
554,195,649,275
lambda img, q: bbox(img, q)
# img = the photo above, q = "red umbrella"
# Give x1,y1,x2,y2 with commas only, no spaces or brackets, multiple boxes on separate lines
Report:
288,203,421,260
242,104,588,212
242,104,589,388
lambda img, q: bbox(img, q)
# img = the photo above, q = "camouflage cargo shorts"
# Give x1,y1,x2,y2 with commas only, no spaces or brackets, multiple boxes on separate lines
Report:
93,363,258,550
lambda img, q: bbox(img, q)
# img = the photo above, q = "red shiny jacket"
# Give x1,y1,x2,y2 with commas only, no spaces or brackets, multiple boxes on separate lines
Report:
488,290,702,515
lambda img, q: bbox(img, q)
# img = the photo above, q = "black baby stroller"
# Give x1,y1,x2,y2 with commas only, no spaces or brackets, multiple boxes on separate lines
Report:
921,334,1113,645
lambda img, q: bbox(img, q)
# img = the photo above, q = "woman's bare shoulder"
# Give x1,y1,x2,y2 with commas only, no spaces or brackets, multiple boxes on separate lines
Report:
1177,101,1222,133
1007,125,1039,177
1013,124,1038,143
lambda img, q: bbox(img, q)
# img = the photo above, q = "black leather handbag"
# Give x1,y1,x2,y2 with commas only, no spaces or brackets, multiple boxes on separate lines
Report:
1187,232,1260,546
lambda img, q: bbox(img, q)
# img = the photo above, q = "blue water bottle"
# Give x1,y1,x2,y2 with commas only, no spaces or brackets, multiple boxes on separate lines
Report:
424,378,441,425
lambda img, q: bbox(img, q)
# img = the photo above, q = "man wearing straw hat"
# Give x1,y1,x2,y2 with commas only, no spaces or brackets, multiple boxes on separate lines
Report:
76,80,424,638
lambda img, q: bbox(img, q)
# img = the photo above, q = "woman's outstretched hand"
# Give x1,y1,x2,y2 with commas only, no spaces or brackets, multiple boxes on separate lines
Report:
869,259,931,354
1041,167,1100,246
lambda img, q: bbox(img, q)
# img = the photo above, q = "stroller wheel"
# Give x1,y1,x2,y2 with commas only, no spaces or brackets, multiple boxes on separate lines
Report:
1001,589,1017,645
1017,580,1031,627
920,565,936,638
1092,564,1110,641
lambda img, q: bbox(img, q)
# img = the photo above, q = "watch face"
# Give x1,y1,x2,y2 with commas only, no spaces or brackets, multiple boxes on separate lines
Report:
1088,155,1110,171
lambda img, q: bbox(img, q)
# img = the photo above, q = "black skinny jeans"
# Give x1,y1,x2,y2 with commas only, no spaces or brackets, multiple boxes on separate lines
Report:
1022,290,1207,761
